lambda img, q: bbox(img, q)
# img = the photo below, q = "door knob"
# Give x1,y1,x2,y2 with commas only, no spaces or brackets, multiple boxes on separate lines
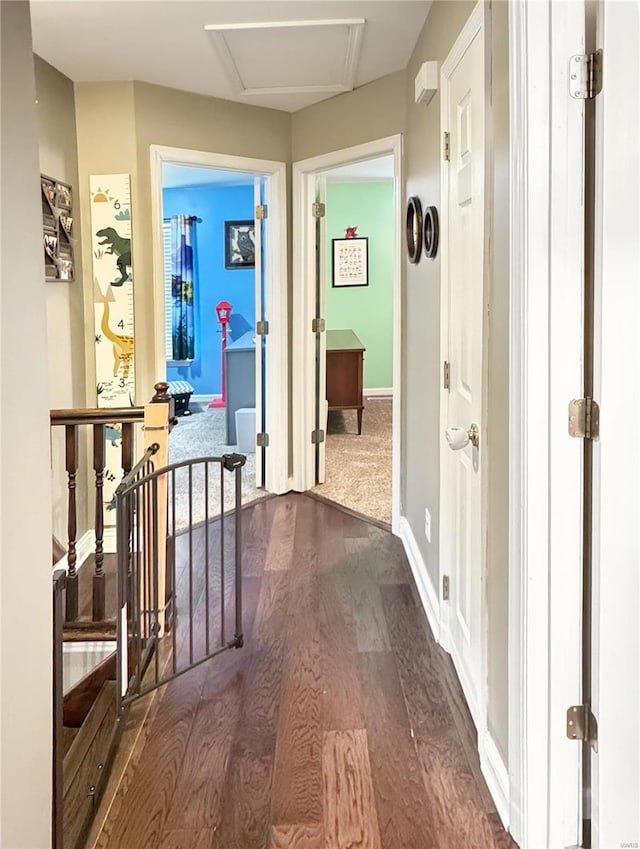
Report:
445,423,480,450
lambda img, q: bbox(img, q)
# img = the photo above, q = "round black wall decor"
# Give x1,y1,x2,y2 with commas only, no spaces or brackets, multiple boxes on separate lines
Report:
406,196,423,264
423,205,439,259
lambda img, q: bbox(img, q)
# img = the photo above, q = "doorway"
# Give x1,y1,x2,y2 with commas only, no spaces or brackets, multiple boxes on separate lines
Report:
150,145,289,500
292,136,402,531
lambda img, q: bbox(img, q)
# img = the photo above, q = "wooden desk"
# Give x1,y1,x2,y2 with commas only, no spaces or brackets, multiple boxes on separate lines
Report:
326,329,365,434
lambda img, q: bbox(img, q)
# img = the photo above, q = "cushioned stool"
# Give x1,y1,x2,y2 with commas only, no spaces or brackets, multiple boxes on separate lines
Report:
167,380,194,416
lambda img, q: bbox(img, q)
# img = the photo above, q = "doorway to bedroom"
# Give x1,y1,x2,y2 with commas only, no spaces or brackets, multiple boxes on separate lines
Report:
292,137,401,530
151,146,289,516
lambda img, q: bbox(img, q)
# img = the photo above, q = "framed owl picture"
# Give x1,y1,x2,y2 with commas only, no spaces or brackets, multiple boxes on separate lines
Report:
224,220,255,269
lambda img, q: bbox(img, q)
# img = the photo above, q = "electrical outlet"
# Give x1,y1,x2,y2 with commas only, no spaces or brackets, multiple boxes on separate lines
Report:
424,508,431,543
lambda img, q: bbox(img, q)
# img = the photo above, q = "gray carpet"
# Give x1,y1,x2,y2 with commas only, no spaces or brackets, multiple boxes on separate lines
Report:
168,404,266,529
312,398,392,524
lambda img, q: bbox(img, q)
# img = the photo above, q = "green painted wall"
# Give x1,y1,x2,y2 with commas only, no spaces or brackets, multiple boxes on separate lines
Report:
325,181,394,389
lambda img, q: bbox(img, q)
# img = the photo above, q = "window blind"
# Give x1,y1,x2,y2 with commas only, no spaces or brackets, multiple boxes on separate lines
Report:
163,222,172,360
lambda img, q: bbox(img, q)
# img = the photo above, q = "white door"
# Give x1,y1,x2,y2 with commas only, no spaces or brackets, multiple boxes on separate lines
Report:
592,1,640,844
314,176,328,484
440,6,486,726
254,177,266,488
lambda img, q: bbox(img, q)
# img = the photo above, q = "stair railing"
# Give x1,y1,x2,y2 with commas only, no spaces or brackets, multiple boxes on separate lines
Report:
51,384,174,849
50,382,174,626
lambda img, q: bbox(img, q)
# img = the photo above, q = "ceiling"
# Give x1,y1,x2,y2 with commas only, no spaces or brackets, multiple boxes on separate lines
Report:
29,1,432,113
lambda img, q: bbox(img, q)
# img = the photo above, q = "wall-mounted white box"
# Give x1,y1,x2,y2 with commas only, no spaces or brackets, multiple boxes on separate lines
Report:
414,60,438,106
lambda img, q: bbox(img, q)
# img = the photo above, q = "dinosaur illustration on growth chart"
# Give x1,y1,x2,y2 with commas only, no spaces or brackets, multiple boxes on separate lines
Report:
95,226,132,286
96,284,134,380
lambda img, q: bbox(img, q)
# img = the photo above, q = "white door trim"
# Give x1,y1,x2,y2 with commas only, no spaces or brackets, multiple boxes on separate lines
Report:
149,145,288,494
292,134,403,533
508,2,585,847
438,0,490,746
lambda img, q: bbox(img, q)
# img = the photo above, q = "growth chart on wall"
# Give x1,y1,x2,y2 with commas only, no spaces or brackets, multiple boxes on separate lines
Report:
90,174,136,406
90,173,136,521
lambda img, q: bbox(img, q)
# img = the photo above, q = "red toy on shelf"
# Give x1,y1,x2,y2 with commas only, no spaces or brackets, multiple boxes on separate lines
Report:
208,300,232,409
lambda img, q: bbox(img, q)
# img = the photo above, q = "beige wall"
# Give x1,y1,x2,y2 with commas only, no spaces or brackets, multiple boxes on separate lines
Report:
74,81,292,405
291,71,406,162
1,3,53,846
74,81,138,403
403,0,510,759
35,56,90,542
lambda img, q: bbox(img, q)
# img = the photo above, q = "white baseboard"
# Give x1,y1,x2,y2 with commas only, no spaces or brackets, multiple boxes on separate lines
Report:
364,387,393,398
398,516,440,641
53,526,117,574
480,731,510,830
192,393,217,404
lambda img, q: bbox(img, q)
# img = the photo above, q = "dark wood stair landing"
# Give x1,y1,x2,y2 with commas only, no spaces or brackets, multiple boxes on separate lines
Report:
87,493,518,849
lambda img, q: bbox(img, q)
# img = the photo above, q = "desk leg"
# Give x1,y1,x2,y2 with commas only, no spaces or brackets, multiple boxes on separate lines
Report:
357,407,363,435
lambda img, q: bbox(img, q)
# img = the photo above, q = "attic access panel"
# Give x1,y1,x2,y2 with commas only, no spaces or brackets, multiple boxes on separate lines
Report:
205,18,365,97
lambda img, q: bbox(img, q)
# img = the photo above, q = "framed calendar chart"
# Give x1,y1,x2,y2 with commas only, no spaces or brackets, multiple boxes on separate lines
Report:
90,173,136,523
332,237,369,288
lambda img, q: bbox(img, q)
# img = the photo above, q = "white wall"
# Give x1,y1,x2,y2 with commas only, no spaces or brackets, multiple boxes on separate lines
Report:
0,3,53,847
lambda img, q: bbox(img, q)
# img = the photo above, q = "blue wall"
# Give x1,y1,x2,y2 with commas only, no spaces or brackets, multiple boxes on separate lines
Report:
163,183,254,395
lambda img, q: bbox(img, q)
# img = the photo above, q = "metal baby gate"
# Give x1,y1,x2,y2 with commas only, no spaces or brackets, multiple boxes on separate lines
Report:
114,446,246,708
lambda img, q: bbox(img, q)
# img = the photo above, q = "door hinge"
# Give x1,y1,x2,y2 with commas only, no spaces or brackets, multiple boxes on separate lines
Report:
256,320,269,336
255,204,268,220
569,50,603,99
442,575,450,600
311,429,325,444
443,360,450,390
568,398,600,440
566,705,599,751
312,317,325,333
443,131,450,162
312,202,326,219
256,432,269,448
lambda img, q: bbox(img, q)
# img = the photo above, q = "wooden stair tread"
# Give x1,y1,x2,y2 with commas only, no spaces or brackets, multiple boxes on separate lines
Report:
63,649,117,728
62,727,79,758
63,619,116,641
64,680,117,790
63,681,118,849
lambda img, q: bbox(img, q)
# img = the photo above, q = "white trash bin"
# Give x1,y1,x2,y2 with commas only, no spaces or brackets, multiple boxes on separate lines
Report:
235,407,256,454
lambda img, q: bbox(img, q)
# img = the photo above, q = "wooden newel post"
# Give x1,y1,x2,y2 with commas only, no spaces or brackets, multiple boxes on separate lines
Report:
144,382,172,634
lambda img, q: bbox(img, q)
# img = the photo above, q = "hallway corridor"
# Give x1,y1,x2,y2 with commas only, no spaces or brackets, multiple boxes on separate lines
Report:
90,494,515,849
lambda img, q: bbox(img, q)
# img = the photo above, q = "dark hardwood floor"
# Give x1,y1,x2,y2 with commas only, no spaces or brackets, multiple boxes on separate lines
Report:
90,493,517,849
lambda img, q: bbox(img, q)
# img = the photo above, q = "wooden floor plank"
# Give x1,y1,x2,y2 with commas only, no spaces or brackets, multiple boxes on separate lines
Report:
318,575,365,732
322,729,382,849
359,651,440,849
270,823,324,849
159,829,215,849
265,498,297,571
162,666,243,830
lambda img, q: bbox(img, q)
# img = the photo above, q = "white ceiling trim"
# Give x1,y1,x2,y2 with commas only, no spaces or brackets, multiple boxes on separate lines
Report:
204,18,365,99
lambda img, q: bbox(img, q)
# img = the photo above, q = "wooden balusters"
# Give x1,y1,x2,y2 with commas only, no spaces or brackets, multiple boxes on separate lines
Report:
93,423,106,621
52,382,170,626
65,425,79,622
121,422,134,477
